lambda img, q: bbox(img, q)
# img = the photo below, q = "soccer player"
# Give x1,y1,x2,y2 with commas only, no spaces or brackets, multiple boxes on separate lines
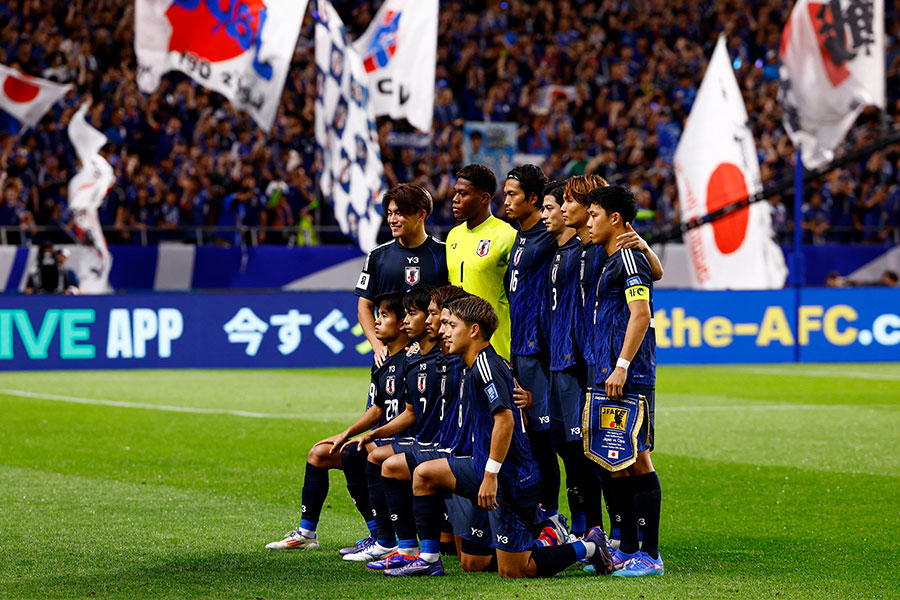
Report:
561,175,663,543
356,184,449,366
346,286,443,564
502,165,562,528
586,185,663,577
446,164,517,360
386,297,613,578
540,181,592,538
265,293,409,554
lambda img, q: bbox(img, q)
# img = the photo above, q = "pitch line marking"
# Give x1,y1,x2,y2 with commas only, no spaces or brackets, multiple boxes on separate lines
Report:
744,367,900,381
2,389,891,419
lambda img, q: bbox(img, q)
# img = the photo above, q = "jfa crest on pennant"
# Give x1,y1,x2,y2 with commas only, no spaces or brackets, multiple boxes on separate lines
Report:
417,373,427,393
405,266,420,285
476,239,491,257
385,376,395,395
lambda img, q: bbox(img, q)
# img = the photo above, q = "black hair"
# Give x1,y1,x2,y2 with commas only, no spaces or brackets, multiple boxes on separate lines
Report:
375,292,406,320
543,179,566,205
507,164,549,206
403,286,434,314
456,164,497,197
384,183,433,216
586,185,639,225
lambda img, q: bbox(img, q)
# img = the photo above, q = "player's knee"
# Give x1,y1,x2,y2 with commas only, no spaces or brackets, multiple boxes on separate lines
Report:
412,464,435,494
308,444,330,466
459,555,490,572
498,566,526,579
382,454,409,479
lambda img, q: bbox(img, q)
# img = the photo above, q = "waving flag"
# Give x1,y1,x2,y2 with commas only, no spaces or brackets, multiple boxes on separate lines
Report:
68,103,116,294
779,0,885,168
135,0,308,131
674,37,788,290
0,64,71,128
315,0,385,253
352,0,437,132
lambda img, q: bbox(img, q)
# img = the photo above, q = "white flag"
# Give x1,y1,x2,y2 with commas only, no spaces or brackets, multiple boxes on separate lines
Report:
674,37,788,290
352,0,437,132
315,0,385,253
68,103,116,294
0,64,71,128
134,0,308,131
779,0,885,168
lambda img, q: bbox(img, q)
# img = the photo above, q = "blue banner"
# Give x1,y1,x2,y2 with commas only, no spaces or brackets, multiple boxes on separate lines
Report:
0,288,897,370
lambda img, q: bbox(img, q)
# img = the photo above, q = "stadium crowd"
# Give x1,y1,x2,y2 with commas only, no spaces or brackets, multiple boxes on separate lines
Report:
0,0,899,246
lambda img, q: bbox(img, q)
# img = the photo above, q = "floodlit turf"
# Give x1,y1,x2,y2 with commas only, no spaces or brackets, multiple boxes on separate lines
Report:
1,365,898,599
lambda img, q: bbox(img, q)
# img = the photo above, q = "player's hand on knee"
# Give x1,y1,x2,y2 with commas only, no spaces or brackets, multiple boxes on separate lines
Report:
478,474,498,511
325,432,349,454
350,432,374,451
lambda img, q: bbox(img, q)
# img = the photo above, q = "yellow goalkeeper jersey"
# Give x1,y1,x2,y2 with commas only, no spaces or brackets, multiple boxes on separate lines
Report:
446,215,517,360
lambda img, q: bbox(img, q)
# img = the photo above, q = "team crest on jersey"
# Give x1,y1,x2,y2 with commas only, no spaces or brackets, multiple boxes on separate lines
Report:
417,373,427,393
476,239,491,257
513,246,524,266
385,376,395,395
405,266,420,285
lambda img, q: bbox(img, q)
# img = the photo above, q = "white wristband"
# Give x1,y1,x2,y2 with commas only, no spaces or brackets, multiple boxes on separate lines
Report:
485,459,503,474
616,357,631,371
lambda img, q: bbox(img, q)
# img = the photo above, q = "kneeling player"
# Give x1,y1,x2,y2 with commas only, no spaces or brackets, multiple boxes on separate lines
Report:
387,297,614,578
265,293,409,554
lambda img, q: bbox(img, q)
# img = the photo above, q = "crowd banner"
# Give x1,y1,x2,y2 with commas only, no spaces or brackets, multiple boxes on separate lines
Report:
314,0,386,253
1,289,897,370
462,121,517,187
674,36,787,290
353,0,438,133
0,64,71,128
67,103,116,294
779,0,885,169
134,0,308,132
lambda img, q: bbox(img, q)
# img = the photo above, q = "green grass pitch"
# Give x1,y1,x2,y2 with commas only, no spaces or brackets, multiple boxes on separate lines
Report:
1,365,898,599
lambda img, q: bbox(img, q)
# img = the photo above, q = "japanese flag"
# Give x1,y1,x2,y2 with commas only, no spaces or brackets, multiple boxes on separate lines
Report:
674,37,788,290
352,0,437,132
0,64,71,128
779,0,885,168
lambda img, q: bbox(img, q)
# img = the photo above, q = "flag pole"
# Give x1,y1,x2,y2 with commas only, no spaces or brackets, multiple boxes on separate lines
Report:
792,147,804,362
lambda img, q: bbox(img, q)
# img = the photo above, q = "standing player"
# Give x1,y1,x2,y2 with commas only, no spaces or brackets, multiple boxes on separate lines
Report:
387,298,614,578
265,293,410,554
356,184,448,366
502,166,562,527
586,185,663,577
540,182,592,538
562,175,663,544
446,165,517,360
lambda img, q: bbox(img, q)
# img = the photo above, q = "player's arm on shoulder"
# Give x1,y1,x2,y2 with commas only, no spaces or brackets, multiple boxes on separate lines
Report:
616,222,664,280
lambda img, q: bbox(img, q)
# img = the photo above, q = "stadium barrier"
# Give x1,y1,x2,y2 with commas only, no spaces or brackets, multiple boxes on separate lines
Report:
1,288,896,370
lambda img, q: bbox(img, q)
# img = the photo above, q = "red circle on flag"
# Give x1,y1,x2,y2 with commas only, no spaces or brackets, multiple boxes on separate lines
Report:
706,162,750,255
2,74,40,103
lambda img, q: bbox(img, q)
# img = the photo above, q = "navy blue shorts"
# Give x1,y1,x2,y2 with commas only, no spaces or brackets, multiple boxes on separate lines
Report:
446,492,492,547
390,438,436,455
447,455,482,498
488,483,542,553
373,436,413,450
549,367,585,445
512,353,550,433
400,442,451,472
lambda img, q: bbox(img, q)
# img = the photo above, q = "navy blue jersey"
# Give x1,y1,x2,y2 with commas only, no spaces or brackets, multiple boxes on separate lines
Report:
368,348,408,428
467,346,540,493
507,223,557,356
402,344,443,444
542,236,582,371
450,362,475,457
437,353,464,450
576,242,606,367
354,236,449,300
593,248,656,390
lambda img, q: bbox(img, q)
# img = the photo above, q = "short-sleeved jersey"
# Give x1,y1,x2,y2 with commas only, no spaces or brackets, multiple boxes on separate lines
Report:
437,353,464,450
507,222,557,356
355,236,448,300
542,236,582,372
576,242,606,367
593,248,656,390
446,215,517,360
466,346,540,493
401,344,444,445
368,348,409,428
